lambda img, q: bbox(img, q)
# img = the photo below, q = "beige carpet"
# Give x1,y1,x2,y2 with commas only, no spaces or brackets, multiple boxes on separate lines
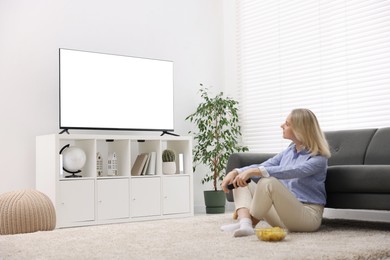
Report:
0,213,390,260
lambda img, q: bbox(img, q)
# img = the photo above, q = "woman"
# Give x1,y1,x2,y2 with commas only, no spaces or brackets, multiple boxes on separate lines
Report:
221,108,331,237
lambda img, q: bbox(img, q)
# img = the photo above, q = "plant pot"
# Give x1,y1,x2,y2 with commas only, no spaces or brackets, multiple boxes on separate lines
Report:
203,190,226,214
162,162,176,174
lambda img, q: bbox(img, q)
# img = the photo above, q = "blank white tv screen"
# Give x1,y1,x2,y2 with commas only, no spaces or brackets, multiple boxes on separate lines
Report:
59,49,174,132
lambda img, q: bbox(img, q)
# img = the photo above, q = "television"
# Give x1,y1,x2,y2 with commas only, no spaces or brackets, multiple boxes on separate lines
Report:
59,48,174,134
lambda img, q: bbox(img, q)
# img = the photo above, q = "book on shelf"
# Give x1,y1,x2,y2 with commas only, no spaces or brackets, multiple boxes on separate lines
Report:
141,153,151,175
131,153,149,176
145,152,156,175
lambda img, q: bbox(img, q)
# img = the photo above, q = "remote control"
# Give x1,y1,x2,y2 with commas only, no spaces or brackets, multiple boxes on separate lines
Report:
227,179,252,190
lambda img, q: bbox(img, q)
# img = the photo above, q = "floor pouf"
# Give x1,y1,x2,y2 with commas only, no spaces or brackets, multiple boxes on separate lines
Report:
0,189,56,235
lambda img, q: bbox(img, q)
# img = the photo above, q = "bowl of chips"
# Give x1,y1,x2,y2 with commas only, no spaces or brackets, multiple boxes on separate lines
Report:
255,226,287,241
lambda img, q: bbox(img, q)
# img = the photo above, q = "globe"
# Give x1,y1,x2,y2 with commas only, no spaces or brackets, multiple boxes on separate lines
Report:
62,146,87,175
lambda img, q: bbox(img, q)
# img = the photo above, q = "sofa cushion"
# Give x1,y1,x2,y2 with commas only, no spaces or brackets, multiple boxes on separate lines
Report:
365,127,390,165
326,193,390,210
325,129,377,166
325,165,390,193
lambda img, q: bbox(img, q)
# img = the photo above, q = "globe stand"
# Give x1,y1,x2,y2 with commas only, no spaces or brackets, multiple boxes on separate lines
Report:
65,175,82,178
63,168,82,178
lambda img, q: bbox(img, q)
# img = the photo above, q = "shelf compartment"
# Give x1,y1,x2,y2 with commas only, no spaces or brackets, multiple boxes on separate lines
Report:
96,139,130,177
59,139,95,178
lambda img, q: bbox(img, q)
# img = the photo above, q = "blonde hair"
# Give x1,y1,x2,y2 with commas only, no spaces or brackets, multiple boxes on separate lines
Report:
290,108,331,158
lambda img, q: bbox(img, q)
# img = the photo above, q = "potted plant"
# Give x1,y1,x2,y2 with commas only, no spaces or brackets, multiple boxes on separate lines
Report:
162,149,176,174
185,85,248,213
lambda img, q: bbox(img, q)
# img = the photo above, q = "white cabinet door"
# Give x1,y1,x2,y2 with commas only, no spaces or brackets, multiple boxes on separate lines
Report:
97,178,130,220
130,177,161,217
163,176,190,215
58,179,95,226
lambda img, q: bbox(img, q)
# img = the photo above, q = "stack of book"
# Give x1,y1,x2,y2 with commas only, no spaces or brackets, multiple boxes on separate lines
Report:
131,152,157,176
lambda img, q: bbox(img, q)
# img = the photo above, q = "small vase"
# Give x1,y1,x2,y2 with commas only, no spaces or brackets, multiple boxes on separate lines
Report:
162,162,176,174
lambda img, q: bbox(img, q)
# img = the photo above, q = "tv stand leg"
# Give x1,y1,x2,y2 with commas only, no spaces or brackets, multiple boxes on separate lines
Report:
160,131,180,137
59,129,70,134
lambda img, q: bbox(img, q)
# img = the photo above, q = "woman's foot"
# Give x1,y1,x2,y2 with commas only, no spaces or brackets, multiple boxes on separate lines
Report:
221,218,254,237
220,222,241,232
233,218,254,237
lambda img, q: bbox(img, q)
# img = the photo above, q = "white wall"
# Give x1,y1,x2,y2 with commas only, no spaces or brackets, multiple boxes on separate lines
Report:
0,0,224,211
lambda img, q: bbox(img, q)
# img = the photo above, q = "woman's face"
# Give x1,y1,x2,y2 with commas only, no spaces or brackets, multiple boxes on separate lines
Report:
281,113,296,141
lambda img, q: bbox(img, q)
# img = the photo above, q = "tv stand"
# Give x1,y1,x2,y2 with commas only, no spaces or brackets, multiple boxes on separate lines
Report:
36,133,193,228
160,131,180,137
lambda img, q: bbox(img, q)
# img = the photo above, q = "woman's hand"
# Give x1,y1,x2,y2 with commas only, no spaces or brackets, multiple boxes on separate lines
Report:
222,168,262,193
234,171,252,187
221,170,238,193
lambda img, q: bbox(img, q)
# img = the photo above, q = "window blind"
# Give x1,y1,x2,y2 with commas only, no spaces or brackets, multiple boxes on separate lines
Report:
236,0,390,152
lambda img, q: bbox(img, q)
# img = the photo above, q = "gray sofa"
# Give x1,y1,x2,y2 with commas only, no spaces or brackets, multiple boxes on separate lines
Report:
226,127,390,211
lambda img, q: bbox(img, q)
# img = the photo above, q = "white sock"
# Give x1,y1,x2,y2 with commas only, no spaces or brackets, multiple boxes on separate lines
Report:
233,218,254,237
220,222,241,232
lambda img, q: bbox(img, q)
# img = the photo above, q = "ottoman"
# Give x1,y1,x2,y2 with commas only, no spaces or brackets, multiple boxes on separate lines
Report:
0,189,56,235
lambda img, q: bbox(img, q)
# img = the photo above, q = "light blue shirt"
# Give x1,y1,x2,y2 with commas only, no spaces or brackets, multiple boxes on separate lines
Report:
237,144,328,205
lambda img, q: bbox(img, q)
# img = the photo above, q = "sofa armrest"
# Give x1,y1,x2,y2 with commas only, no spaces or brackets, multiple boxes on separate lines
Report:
225,152,276,202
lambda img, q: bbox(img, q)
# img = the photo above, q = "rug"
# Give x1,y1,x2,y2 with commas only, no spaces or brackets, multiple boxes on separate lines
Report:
0,213,389,260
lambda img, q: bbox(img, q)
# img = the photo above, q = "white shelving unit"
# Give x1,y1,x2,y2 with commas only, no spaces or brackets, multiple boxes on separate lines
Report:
36,134,193,228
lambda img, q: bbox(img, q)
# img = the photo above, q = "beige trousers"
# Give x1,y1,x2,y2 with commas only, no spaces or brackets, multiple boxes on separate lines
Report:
233,177,324,232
